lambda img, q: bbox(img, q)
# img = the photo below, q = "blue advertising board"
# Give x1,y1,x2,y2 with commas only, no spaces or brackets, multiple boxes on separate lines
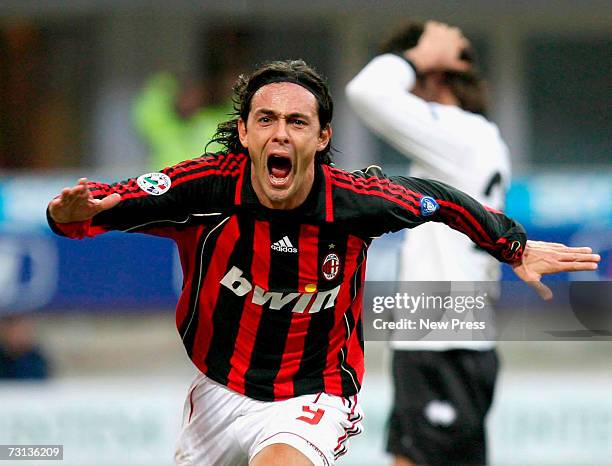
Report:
0,232,180,313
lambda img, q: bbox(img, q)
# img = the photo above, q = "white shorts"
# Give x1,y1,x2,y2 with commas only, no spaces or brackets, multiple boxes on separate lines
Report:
174,373,364,466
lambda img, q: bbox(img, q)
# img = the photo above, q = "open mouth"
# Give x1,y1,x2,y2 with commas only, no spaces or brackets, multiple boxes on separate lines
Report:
267,154,293,185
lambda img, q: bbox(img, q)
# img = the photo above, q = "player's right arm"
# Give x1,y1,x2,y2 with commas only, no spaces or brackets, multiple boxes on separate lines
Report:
47,154,241,239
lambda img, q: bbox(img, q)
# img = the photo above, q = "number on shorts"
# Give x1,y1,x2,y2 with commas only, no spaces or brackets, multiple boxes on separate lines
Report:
297,405,325,425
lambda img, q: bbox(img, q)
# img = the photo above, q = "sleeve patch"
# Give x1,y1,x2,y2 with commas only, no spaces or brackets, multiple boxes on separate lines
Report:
136,172,172,196
420,196,439,216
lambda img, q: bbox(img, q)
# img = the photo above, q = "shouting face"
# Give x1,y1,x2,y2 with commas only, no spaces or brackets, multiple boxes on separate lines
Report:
238,82,331,210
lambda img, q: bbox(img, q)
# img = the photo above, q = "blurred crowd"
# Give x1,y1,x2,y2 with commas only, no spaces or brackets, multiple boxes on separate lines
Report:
0,313,49,380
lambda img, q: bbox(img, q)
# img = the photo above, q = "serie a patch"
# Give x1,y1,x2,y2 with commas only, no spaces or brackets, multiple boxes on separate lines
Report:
137,172,171,196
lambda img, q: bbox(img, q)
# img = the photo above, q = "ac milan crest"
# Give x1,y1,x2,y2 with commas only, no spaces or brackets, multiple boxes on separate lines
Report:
322,253,340,280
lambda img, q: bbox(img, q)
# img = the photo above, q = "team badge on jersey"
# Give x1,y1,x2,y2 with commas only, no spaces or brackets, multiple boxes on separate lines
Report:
322,253,340,281
136,172,171,196
420,196,439,217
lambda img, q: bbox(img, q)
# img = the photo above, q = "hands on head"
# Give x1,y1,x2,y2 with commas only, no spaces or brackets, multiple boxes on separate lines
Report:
512,240,601,300
48,178,122,224
404,21,471,73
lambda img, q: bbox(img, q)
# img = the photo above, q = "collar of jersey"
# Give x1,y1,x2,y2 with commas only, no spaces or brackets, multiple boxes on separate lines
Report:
239,161,329,221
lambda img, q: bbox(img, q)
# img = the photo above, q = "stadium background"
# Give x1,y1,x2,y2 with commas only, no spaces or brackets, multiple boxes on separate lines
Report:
0,1,610,465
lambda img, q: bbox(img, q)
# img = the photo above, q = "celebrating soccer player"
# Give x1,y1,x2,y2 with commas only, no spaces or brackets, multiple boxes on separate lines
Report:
48,59,599,466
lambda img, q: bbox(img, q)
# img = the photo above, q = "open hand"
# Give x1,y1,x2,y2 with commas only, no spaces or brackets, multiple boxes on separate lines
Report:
48,178,121,224
512,240,600,300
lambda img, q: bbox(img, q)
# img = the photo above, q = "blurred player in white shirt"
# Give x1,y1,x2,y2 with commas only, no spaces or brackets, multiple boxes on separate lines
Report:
347,21,509,466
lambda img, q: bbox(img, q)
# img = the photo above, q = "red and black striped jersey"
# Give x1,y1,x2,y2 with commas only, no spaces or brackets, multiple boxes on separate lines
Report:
47,152,526,401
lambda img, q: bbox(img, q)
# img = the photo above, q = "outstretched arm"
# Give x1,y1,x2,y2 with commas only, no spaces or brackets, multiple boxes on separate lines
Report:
46,154,238,239
378,173,527,264
355,167,600,298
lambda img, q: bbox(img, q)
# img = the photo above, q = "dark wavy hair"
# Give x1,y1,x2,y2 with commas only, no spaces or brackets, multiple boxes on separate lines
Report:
380,21,488,116
208,60,334,164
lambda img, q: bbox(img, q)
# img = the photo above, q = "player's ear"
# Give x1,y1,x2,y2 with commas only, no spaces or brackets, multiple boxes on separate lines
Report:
317,125,332,152
238,118,248,148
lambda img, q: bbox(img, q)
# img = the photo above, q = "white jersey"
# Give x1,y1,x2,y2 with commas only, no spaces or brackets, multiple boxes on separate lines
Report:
346,54,511,351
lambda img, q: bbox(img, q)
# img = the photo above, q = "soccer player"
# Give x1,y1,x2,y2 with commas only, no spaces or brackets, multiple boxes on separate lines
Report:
345,20,538,466
47,59,599,466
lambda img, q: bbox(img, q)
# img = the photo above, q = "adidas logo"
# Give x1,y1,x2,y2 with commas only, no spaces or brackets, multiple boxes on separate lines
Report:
271,236,297,253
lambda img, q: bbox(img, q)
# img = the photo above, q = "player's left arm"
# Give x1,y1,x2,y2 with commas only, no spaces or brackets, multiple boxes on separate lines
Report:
380,173,526,262
374,171,599,298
